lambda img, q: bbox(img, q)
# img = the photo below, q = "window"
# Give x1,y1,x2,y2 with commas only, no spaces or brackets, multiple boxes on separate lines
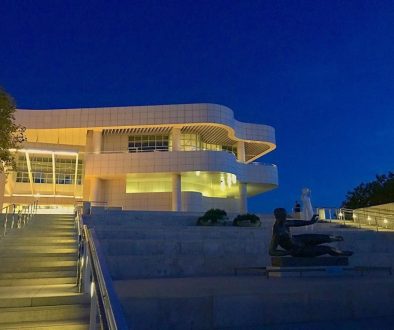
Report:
181,134,201,151
128,135,169,152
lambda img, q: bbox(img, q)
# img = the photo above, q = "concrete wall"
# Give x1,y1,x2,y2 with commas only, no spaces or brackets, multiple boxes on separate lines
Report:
87,211,394,329
102,134,128,153
101,187,242,213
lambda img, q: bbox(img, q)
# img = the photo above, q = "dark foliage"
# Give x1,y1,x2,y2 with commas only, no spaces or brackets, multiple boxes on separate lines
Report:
196,208,227,226
342,172,394,209
233,213,261,227
0,87,25,172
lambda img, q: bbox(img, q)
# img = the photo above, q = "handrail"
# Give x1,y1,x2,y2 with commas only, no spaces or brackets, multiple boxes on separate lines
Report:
1,201,38,237
75,207,128,329
316,206,394,231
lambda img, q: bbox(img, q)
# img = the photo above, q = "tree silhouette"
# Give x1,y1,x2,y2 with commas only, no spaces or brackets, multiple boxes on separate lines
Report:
342,172,394,209
0,87,25,173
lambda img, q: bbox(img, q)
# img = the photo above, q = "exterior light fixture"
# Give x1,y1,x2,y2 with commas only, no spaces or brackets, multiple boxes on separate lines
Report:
90,281,95,298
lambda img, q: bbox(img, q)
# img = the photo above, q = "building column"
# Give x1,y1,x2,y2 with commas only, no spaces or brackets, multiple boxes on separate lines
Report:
239,182,247,214
89,177,104,203
172,173,182,211
86,130,103,154
171,127,181,151
236,141,246,162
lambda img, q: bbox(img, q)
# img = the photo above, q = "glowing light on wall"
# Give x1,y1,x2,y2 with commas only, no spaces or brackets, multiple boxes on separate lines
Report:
226,173,232,187
10,149,79,156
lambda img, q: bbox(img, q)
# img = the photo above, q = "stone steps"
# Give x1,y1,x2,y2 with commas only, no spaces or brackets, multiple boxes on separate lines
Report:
0,260,77,271
107,254,264,279
0,319,89,330
0,270,76,280
0,213,89,328
113,276,394,330
0,249,78,256
0,304,90,325
5,232,76,238
0,277,76,287
2,239,77,245
0,265,77,273
102,238,264,256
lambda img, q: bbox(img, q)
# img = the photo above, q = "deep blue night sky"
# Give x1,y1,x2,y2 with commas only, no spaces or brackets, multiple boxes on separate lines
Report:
1,1,394,212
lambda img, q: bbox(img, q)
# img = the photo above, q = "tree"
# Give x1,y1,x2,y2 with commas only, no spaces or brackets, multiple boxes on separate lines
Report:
0,87,25,173
342,172,394,209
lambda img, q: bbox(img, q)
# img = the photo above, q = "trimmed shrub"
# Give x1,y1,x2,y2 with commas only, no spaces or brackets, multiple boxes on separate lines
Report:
197,208,227,226
233,213,261,227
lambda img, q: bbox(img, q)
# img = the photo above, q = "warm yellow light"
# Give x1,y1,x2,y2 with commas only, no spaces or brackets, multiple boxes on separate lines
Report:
196,171,200,176
226,173,232,187
384,218,388,224
90,282,95,298
220,175,225,191
90,281,95,298
11,194,81,198
10,148,78,156
353,214,357,219
231,174,237,184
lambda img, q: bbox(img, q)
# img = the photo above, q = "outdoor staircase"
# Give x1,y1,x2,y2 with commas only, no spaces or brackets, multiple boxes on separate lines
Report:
0,213,90,329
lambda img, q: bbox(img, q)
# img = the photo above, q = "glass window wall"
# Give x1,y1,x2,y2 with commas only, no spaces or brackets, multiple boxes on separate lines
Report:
128,135,169,152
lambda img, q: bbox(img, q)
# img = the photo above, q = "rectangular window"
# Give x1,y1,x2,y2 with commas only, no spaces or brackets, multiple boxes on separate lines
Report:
128,135,169,152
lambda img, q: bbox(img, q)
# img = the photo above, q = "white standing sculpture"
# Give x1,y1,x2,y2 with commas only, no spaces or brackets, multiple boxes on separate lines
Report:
301,188,314,220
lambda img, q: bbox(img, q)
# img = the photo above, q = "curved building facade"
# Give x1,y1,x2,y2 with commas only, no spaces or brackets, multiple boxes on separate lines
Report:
1,103,278,213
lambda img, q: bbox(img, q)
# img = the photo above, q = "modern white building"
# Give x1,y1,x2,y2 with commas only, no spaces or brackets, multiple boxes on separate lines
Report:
0,103,278,213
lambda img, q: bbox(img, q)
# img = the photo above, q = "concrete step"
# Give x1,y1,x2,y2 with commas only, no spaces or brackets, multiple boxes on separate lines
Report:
0,304,90,324
0,265,77,273
6,232,76,238
0,319,89,329
0,270,76,280
102,238,264,257
0,288,87,308
0,248,78,256
23,227,76,232
0,255,77,263
26,227,76,230
2,239,77,245
0,277,76,287
95,227,264,240
107,254,264,279
0,261,77,272
28,222,75,226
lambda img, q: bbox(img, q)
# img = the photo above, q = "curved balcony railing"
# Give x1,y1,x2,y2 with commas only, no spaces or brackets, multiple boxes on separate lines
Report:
84,150,278,186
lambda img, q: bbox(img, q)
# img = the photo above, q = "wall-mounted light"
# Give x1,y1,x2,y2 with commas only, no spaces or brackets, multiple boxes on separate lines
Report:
90,281,95,298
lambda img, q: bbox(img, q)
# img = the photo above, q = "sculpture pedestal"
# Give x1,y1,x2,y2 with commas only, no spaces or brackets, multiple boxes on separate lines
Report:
271,257,349,267
267,257,349,278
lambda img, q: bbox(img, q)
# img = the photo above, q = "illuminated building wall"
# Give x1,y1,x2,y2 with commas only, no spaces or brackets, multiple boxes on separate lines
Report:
1,104,278,213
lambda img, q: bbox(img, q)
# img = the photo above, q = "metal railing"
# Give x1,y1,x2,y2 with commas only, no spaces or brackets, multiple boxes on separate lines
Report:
1,201,38,237
75,201,108,216
75,207,128,330
316,206,394,231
